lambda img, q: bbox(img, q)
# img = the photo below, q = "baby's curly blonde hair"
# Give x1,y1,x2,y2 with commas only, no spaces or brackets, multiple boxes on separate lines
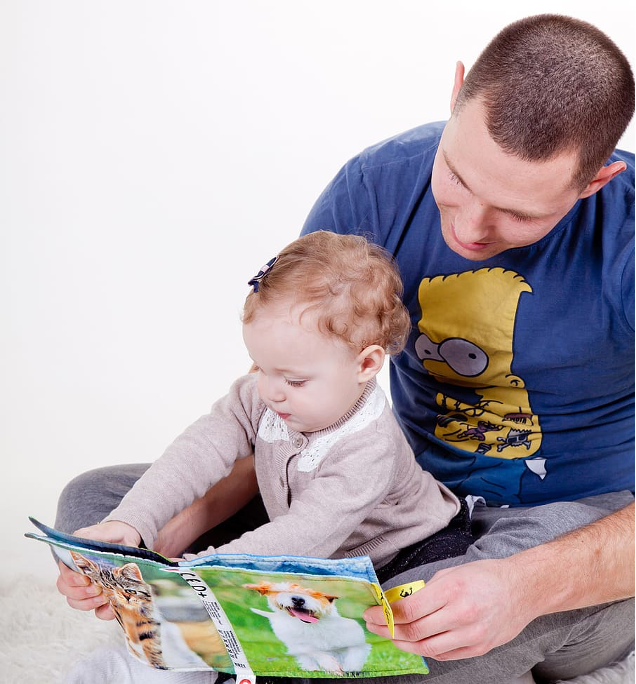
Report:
243,231,411,355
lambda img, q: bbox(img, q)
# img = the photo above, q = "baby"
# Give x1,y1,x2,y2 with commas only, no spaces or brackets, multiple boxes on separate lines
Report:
79,231,461,571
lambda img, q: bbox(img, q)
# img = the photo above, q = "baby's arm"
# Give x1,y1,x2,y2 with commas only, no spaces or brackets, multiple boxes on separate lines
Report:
55,459,259,621
103,374,263,550
154,455,258,557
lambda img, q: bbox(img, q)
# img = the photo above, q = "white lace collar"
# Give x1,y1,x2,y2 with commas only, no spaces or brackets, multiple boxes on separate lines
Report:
257,381,387,472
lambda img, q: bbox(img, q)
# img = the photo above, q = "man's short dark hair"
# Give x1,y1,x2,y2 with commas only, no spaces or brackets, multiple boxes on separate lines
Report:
455,14,635,188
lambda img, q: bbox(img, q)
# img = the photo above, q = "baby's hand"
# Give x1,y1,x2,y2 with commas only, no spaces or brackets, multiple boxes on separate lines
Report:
57,521,142,621
73,520,142,547
57,559,115,620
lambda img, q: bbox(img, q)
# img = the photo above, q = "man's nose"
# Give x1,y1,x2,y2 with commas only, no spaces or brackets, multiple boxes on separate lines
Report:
455,200,491,243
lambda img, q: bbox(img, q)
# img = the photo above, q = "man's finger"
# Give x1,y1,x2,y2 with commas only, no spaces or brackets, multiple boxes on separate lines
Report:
391,627,480,660
366,607,452,647
363,620,392,638
390,585,448,625
365,585,447,627
396,609,452,643
363,605,387,626
365,586,448,634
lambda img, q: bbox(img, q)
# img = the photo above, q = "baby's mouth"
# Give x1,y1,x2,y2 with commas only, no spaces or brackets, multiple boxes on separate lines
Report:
287,607,318,623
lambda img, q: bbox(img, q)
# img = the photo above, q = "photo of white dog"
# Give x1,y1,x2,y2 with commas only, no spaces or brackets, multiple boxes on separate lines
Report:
243,580,372,675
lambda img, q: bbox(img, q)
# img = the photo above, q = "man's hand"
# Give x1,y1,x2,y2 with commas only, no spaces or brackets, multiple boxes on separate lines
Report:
365,503,634,661
55,521,142,621
364,558,535,661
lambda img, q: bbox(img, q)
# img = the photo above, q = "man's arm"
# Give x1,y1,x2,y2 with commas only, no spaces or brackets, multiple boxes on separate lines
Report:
364,502,634,660
517,501,634,614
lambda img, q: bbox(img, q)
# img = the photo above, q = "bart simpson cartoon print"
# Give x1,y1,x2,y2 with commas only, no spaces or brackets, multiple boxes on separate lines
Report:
416,268,546,484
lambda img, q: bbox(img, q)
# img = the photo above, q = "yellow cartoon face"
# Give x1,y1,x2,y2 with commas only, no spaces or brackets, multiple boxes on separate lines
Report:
417,269,530,388
416,268,542,459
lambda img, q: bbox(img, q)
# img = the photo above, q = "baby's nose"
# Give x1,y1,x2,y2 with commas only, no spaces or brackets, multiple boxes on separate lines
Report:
268,388,286,403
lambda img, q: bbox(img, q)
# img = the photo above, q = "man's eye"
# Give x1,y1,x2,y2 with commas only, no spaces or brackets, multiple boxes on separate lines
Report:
448,171,463,186
509,212,531,223
285,379,306,387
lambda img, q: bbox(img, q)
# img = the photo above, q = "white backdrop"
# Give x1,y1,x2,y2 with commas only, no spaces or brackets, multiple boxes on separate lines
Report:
2,1,634,578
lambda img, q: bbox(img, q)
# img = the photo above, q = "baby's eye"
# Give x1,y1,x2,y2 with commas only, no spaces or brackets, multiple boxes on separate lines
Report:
285,379,306,388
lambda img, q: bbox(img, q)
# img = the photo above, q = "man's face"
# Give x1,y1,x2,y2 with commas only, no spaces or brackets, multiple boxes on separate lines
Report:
431,97,584,261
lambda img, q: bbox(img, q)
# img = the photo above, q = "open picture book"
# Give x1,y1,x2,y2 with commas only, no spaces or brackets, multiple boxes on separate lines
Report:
26,518,428,680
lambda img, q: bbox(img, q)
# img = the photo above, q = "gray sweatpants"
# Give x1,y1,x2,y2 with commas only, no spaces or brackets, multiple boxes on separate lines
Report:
55,465,634,684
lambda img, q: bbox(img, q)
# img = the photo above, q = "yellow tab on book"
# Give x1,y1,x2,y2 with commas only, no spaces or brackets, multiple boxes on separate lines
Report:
384,580,426,605
370,583,395,637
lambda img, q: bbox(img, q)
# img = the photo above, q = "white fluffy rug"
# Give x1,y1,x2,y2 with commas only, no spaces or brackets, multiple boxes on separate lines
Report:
1,574,633,684
0,574,121,683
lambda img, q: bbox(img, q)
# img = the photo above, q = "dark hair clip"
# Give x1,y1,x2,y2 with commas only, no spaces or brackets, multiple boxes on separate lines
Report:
248,256,279,292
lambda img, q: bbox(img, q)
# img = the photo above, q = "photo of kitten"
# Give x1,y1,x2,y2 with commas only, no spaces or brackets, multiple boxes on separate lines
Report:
69,551,224,670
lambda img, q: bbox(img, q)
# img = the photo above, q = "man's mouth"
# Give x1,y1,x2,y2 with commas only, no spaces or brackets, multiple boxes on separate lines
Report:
286,607,318,623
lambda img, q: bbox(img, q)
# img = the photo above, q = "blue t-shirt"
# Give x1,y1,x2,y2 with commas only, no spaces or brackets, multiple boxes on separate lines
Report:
302,121,635,506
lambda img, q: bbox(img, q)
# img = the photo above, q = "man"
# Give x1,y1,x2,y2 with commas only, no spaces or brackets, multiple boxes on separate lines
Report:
56,14,634,683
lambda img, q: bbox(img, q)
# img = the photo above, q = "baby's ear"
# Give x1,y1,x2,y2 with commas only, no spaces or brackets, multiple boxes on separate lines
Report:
357,345,385,381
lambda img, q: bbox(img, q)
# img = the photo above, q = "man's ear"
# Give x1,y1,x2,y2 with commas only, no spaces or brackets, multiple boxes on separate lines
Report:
450,61,465,113
356,345,385,382
578,161,626,199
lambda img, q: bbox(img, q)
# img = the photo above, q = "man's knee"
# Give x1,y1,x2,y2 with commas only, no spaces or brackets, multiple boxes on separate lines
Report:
56,468,103,532
55,464,149,533
532,598,635,682
472,498,630,558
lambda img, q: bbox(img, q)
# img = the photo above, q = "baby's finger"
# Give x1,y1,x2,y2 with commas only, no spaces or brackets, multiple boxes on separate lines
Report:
95,603,116,621
73,525,112,542
65,592,110,612
60,581,103,602
72,526,98,539
58,560,89,586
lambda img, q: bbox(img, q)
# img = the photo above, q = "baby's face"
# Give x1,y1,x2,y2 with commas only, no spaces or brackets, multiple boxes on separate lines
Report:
243,303,366,433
